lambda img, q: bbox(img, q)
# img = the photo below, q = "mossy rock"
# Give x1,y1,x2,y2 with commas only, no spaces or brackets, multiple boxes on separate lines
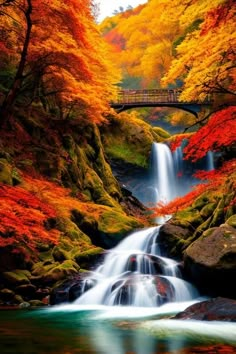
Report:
97,210,143,248
226,214,236,228
74,247,104,268
152,127,171,140
40,260,79,285
158,222,192,258
185,225,236,268
200,203,217,219
52,246,70,262
56,217,92,244
29,300,46,307
0,158,13,185
184,225,236,297
101,113,156,168
13,294,24,304
31,262,59,277
175,209,203,228
209,198,225,227
3,269,31,286
192,195,212,210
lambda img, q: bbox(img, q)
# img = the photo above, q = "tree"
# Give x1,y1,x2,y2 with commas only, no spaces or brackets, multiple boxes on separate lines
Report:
162,0,236,101
0,0,32,122
0,0,120,125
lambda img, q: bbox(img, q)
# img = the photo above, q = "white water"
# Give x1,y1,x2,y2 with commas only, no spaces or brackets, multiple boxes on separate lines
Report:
73,143,216,308
74,226,198,307
151,143,177,204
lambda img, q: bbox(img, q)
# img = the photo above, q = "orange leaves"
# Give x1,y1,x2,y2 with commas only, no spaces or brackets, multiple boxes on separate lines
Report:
0,0,120,123
184,107,236,161
0,183,60,250
200,0,235,36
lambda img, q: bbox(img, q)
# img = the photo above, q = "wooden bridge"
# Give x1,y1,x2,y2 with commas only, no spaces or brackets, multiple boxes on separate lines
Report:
111,89,212,117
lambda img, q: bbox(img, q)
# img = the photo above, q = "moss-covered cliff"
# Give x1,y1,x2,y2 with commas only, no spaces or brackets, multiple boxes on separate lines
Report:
0,107,153,306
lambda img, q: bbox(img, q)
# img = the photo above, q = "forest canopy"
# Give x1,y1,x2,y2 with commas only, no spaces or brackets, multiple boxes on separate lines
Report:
0,0,120,124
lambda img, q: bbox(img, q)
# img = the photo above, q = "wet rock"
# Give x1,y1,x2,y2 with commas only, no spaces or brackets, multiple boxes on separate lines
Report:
15,284,37,298
184,225,236,297
180,344,236,353
50,273,92,305
19,302,31,308
74,247,104,269
40,260,79,285
111,274,175,306
158,222,192,258
174,297,236,321
0,288,15,302
13,294,24,304
29,300,46,307
3,269,31,287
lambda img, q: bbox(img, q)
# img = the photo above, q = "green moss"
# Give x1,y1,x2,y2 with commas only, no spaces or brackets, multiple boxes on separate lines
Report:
192,194,211,210
74,247,103,268
3,269,31,286
200,203,216,219
105,143,148,167
52,246,70,262
226,215,236,228
152,127,171,140
175,209,203,227
101,114,156,168
0,158,13,185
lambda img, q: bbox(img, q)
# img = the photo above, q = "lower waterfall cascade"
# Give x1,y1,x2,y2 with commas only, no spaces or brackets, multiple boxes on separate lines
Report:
73,142,213,307
74,226,199,306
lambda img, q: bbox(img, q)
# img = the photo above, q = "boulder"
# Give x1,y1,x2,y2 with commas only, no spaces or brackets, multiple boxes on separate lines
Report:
158,222,192,258
174,297,236,321
184,225,236,297
3,269,31,287
0,288,15,302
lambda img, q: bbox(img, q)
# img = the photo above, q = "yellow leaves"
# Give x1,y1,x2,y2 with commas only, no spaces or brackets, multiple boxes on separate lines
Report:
163,0,236,101
179,0,224,29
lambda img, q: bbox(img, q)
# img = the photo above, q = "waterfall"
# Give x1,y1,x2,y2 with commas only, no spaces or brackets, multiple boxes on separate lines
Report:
74,226,198,307
206,151,214,171
72,142,215,307
151,143,177,204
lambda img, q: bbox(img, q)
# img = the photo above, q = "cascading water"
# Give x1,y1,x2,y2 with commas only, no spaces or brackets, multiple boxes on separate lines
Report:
150,143,177,204
74,226,198,307
73,142,214,307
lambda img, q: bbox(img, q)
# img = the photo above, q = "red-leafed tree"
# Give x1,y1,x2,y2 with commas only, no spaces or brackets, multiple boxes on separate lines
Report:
183,107,236,161
0,183,60,251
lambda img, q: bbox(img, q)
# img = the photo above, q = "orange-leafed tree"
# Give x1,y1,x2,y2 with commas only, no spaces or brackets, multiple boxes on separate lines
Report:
162,0,236,102
0,0,120,124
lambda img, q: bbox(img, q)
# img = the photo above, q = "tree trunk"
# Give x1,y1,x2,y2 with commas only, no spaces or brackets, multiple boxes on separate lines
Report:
0,0,32,125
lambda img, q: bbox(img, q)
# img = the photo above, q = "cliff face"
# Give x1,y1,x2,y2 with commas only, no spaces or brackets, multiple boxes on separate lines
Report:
0,107,154,305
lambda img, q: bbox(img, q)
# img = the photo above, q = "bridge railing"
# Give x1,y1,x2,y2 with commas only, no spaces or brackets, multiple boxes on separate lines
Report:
112,89,212,105
115,89,182,104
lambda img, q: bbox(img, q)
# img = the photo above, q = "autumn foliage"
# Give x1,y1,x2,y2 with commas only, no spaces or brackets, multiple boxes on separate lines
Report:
152,159,236,217
0,182,60,251
0,0,120,123
169,107,236,161
184,107,236,161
